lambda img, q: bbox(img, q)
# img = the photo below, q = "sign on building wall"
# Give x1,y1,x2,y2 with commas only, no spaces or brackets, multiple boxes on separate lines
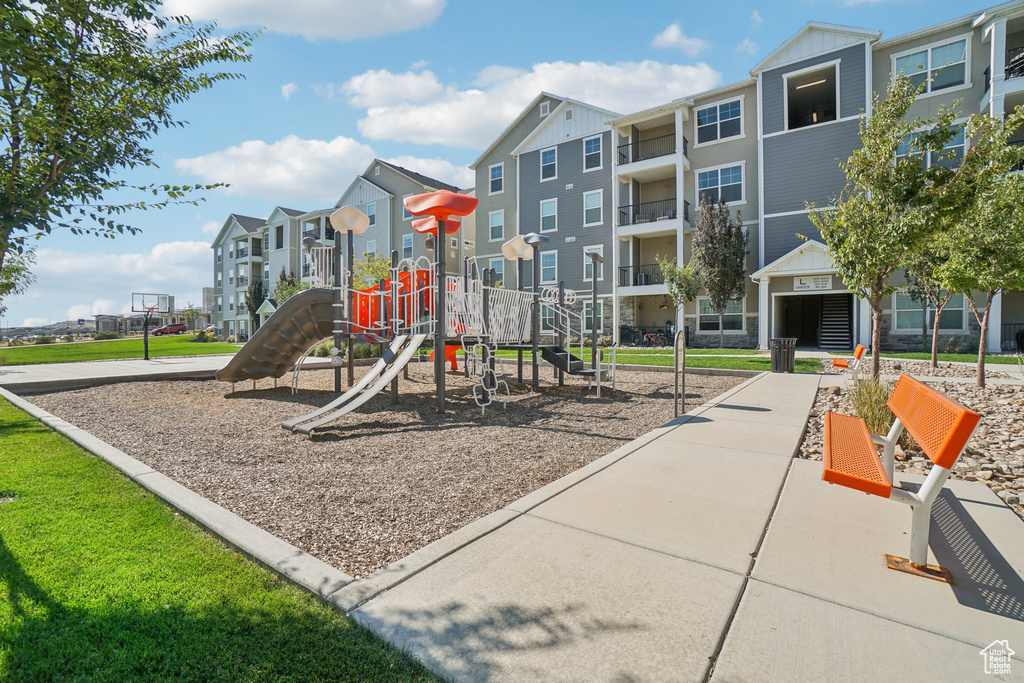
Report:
794,275,832,291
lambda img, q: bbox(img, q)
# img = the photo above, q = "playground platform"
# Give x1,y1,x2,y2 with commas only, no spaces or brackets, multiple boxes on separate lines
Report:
345,372,1024,681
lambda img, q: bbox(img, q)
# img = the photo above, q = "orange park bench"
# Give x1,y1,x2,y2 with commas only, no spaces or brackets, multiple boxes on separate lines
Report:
822,374,981,582
831,344,866,381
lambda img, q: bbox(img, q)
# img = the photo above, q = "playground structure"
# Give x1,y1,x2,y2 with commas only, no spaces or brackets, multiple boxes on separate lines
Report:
216,189,615,436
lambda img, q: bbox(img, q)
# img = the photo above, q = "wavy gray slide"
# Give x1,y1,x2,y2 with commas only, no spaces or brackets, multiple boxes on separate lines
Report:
215,288,336,383
296,334,427,436
281,333,409,432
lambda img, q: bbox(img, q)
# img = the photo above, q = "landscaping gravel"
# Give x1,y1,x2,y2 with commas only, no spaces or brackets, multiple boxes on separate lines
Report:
823,357,1014,379
800,381,1024,520
31,362,743,578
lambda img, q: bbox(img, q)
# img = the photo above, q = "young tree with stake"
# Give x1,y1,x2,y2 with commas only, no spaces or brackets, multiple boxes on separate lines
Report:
692,196,747,349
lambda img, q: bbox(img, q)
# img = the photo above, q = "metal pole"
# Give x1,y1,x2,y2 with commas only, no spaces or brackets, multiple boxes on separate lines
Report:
557,282,565,387
334,235,344,393
143,311,150,360
391,250,399,404
346,230,355,388
531,246,540,391
435,220,446,413
590,276,598,370
517,257,524,383
674,328,687,418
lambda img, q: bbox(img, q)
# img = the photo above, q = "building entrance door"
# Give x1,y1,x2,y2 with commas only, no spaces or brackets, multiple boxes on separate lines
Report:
780,293,852,350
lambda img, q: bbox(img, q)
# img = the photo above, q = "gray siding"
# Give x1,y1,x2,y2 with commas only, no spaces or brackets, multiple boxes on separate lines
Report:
761,44,867,135
763,213,823,264
517,130,613,295
762,118,860,215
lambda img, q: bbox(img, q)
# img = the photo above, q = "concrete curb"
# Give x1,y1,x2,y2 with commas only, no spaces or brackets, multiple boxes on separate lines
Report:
0,387,354,600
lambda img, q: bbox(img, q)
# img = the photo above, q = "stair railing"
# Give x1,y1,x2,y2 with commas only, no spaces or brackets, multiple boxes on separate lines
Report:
539,285,585,362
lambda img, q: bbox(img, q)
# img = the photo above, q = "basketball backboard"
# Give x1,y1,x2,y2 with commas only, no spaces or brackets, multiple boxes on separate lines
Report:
132,293,171,313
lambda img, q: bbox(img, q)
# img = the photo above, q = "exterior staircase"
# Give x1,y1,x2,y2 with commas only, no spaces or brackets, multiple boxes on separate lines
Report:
818,294,852,351
540,345,605,379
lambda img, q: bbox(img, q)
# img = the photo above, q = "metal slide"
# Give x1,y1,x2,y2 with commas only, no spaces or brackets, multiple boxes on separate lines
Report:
281,333,410,431
215,288,336,384
295,334,428,436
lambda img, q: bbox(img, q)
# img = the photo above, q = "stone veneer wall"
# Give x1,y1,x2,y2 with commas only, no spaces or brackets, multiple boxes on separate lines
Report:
682,315,759,349
877,313,982,353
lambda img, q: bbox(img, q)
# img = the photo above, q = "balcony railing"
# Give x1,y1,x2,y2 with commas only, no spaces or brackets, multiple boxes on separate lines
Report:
618,263,665,287
1008,45,1024,80
236,247,248,258
617,134,688,165
618,198,688,226
236,275,249,286
303,229,319,240
251,244,262,256
1004,322,1024,352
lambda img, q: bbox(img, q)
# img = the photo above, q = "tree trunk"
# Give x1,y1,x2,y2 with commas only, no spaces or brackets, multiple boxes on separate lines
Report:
921,300,928,353
930,293,952,369
975,290,995,389
871,296,883,380
718,312,724,349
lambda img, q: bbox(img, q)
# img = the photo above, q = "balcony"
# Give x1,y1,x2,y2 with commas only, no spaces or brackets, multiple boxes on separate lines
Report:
616,134,689,180
236,275,249,287
617,198,689,237
619,263,665,287
251,244,263,257
1009,45,1024,80
236,247,248,258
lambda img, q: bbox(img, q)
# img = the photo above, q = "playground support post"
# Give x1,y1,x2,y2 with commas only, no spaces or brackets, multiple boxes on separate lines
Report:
435,220,446,414
590,281,597,370
346,230,355,388
517,258,524,383
531,246,540,391
334,233,344,392
391,250,399,404
557,282,565,386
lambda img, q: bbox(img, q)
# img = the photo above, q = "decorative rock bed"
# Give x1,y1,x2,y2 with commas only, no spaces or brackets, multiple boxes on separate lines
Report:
822,357,1016,380
29,362,744,578
800,380,1024,520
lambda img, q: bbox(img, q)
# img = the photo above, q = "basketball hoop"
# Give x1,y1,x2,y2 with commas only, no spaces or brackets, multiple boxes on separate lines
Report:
132,293,172,360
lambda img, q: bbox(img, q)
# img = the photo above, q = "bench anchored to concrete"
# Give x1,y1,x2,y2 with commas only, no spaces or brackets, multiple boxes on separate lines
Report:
822,374,981,583
831,344,865,381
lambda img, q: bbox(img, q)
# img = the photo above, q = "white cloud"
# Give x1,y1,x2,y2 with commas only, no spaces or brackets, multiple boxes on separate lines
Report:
66,299,117,322
750,10,763,30
340,69,445,107
280,82,298,100
352,60,721,148
21,317,50,327
175,134,375,201
651,23,711,57
383,155,473,189
736,38,759,56
201,220,222,236
411,59,429,70
160,0,446,42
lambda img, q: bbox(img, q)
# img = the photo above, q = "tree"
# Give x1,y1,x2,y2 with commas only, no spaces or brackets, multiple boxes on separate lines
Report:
272,267,307,304
937,172,1024,388
244,278,267,330
903,244,955,368
692,195,748,348
656,254,701,338
0,1,255,278
0,249,34,319
180,300,201,331
353,253,393,290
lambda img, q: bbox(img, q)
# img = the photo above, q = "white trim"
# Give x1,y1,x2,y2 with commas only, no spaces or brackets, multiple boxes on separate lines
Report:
539,197,558,233
783,59,841,133
582,134,604,172
750,22,880,75
488,162,504,195
763,206,834,219
889,32,971,98
401,233,413,260
865,40,873,119
402,193,414,221
582,244,605,282
693,160,747,207
539,101,550,117
583,189,604,227
757,72,765,269
515,156,521,237
488,256,505,285
540,146,558,182
890,289,968,335
488,209,505,243
762,113,862,139
582,300,604,334
695,296,747,334
692,94,746,148
471,92,559,169
539,250,558,285
364,239,376,256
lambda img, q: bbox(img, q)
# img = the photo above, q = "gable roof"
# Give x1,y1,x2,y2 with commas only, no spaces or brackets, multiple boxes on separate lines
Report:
278,207,305,217
230,213,267,233
750,22,881,75
750,240,835,280
336,164,395,208
470,92,565,169
510,98,621,157
376,159,461,193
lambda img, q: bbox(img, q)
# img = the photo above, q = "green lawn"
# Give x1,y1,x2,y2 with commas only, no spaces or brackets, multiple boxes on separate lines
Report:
0,398,434,681
486,348,820,373
828,351,1022,365
0,335,240,366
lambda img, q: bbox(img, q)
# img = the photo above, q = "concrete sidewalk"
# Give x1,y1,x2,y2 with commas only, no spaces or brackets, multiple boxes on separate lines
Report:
0,355,233,393
347,371,1024,681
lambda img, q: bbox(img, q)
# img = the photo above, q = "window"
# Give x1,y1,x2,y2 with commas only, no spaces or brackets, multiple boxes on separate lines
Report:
540,199,558,232
402,233,413,259
697,164,743,205
583,135,602,170
540,250,557,284
583,301,603,334
583,190,603,226
403,194,413,220
450,237,458,249
893,38,967,95
896,125,966,169
540,147,557,180
583,245,604,281
374,166,380,176
489,210,504,241
539,101,550,117
216,247,222,263
216,272,222,287
365,239,376,256
229,301,234,311
367,202,376,226
488,257,504,286
272,225,281,249
564,108,573,122
894,291,964,331
216,296,222,313
489,163,503,194
228,249,234,259
698,298,744,331
695,99,742,144
786,64,837,130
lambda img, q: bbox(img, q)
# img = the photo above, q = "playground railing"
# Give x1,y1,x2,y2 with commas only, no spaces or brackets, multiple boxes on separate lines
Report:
484,286,535,344
308,246,335,288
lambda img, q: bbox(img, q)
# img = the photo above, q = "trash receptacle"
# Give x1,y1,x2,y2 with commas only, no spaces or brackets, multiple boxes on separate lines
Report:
769,338,797,373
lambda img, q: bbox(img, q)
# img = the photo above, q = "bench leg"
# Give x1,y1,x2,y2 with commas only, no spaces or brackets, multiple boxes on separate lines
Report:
886,466,953,583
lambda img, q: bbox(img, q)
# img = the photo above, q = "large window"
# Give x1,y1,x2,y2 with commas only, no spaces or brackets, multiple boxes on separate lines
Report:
896,125,966,170
540,303,555,333
893,38,967,95
583,245,604,281
489,210,504,241
488,257,504,286
489,163,503,194
894,291,964,332
583,301,603,334
697,164,743,205
583,190,603,226
786,64,837,130
367,202,376,226
541,147,557,180
584,135,602,170
540,250,558,285
540,199,557,232
698,297,744,331
696,99,742,144
402,233,413,259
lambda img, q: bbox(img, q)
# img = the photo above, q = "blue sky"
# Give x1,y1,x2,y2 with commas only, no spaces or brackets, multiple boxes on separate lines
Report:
8,0,978,328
